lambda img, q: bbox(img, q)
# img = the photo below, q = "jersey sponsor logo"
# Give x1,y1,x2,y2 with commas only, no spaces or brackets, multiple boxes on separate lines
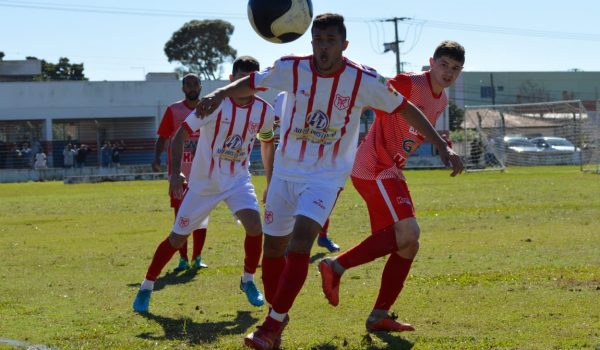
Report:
264,210,273,224
217,135,247,162
403,139,416,153
292,110,338,144
409,126,419,136
334,94,350,111
183,139,197,163
393,152,406,168
249,121,261,134
178,217,190,228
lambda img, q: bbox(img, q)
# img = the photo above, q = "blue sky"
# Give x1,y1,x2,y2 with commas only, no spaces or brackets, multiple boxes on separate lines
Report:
2,0,599,81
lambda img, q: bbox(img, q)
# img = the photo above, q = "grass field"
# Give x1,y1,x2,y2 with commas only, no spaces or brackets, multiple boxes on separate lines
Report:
0,166,599,350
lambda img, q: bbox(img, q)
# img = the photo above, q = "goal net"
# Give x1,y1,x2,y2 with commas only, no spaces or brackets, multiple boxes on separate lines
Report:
459,100,599,172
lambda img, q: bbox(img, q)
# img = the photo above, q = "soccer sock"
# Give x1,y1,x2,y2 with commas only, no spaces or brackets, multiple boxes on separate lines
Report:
178,240,189,261
241,272,254,283
191,228,207,260
271,251,310,314
145,238,179,281
243,234,263,274
140,279,154,291
261,255,287,305
336,226,398,270
373,253,413,311
319,219,330,238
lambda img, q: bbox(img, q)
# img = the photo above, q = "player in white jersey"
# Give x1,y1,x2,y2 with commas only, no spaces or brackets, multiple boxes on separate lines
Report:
197,14,462,350
132,56,276,313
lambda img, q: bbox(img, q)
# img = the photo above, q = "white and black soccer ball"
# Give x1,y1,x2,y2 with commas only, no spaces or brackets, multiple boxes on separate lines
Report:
247,0,313,43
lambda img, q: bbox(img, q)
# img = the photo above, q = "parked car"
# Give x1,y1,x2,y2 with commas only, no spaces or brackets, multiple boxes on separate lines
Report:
529,136,581,165
502,136,543,165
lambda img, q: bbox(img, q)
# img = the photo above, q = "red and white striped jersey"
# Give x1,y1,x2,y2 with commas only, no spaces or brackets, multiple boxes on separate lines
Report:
157,100,199,178
352,71,448,180
251,55,406,187
183,96,275,195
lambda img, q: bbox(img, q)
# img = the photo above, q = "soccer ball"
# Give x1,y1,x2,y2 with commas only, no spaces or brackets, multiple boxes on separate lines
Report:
247,0,313,43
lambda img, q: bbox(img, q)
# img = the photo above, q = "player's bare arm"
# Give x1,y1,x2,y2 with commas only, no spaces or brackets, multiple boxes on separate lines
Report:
260,139,275,204
168,126,191,199
197,75,257,117
152,136,167,172
400,101,464,176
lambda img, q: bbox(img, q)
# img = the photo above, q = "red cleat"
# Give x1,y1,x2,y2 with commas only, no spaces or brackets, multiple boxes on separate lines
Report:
366,314,415,332
318,258,341,306
244,316,286,350
273,314,289,350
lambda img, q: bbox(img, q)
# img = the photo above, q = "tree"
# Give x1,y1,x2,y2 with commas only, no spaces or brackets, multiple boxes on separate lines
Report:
164,19,237,80
27,56,87,81
0,51,4,60
448,100,465,131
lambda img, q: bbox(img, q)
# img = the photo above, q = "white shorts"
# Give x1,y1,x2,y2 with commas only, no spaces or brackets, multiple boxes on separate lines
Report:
263,176,342,237
172,176,259,235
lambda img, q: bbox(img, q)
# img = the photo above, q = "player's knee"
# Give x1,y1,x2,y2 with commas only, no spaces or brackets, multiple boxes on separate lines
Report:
393,221,420,250
168,231,188,249
263,235,288,258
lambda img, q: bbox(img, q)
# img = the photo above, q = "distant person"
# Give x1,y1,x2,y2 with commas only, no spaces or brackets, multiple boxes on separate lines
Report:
21,142,32,168
63,144,75,168
75,144,90,168
101,142,112,168
111,140,125,167
34,148,48,169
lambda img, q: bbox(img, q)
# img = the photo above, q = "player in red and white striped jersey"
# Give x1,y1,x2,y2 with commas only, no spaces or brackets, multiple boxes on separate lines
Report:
198,15,462,350
153,73,208,272
319,41,466,333
133,56,276,313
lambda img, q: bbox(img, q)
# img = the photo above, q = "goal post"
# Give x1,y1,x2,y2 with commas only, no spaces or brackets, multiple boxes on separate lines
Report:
459,100,599,172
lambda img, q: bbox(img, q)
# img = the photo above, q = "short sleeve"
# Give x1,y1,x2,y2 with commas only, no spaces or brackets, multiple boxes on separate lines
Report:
362,73,407,115
251,58,294,92
388,74,412,100
182,108,218,133
157,107,174,138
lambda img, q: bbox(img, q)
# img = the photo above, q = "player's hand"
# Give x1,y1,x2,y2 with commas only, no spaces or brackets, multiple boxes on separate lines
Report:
169,173,186,199
151,159,161,172
439,146,464,177
197,90,225,118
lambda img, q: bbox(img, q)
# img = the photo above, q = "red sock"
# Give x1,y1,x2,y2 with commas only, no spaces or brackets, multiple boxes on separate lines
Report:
244,234,263,274
319,219,330,238
336,226,397,270
271,251,310,314
261,255,287,304
145,238,179,281
191,228,207,260
373,253,413,310
178,240,189,261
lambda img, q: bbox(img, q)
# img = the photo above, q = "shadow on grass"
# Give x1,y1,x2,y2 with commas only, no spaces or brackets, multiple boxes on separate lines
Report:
127,267,202,291
137,310,258,345
363,332,415,350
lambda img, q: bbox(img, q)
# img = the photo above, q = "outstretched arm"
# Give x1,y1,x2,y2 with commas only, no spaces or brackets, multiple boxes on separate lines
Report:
197,75,256,117
400,101,464,176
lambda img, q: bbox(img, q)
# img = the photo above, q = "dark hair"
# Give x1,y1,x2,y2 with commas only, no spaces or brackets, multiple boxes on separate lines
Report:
232,56,260,75
182,73,200,86
311,13,346,41
433,40,465,64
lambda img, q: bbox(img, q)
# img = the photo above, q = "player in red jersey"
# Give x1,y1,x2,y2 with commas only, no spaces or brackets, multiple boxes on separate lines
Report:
318,40,465,332
198,15,462,350
153,73,208,272
133,56,276,313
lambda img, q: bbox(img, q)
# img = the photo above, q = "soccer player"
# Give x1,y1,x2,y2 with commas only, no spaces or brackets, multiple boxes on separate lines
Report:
318,40,466,332
197,14,462,350
132,56,276,313
152,73,209,272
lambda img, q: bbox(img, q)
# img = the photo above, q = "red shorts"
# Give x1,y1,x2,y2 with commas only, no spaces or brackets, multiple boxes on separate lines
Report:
351,176,415,233
170,182,190,209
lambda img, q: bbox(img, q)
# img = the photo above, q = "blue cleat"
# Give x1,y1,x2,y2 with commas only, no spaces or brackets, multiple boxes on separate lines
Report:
240,278,265,307
174,257,190,272
317,236,341,253
132,289,152,313
193,256,208,269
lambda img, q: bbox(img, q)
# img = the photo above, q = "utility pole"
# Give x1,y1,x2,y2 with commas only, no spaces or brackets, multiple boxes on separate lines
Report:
383,17,409,75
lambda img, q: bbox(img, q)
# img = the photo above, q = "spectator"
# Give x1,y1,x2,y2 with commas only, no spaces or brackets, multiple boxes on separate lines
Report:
101,141,112,167
75,144,90,168
21,142,33,168
63,144,75,168
34,148,48,169
111,140,125,167
470,138,483,166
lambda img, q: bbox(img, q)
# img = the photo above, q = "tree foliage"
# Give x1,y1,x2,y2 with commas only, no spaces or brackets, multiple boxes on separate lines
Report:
0,51,4,60
448,100,465,131
164,19,237,80
27,57,87,81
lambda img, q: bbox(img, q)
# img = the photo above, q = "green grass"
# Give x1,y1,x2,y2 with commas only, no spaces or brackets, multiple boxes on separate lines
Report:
0,166,599,350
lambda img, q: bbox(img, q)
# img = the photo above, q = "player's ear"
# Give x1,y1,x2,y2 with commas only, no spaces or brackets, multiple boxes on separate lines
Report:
229,74,234,82
342,40,349,51
429,57,435,68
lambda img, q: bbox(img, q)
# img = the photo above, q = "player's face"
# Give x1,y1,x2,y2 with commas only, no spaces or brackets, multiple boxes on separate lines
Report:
429,56,463,89
311,26,348,75
182,76,201,101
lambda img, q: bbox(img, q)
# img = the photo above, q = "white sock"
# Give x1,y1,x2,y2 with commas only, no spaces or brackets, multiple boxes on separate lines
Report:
140,279,154,291
241,272,254,283
269,309,287,322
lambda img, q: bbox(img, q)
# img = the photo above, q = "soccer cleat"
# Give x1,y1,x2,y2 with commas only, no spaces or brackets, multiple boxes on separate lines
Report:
193,256,208,269
317,236,341,252
240,279,265,307
366,313,415,332
132,289,152,313
272,314,289,350
318,258,341,306
244,316,285,350
174,257,190,272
